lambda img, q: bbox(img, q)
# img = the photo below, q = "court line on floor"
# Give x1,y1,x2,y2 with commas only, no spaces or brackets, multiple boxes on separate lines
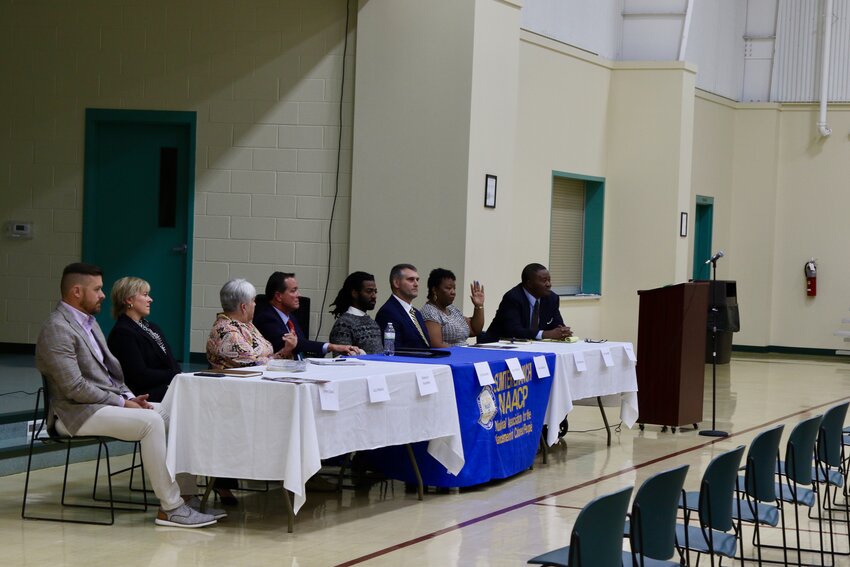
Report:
333,395,850,567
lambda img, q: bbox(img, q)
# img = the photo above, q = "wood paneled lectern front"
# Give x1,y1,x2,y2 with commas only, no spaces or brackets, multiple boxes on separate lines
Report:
636,282,709,431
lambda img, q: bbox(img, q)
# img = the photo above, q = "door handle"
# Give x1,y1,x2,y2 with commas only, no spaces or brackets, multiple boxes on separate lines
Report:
171,243,188,254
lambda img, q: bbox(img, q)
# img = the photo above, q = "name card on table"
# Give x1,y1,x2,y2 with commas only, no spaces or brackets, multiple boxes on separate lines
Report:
319,382,339,411
623,343,637,362
416,370,438,396
573,351,587,372
367,375,391,403
505,357,525,381
533,355,551,379
601,347,614,367
473,361,495,386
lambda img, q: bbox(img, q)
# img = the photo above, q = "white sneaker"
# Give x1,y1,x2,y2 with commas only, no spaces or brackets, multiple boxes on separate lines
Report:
155,503,217,528
184,495,228,520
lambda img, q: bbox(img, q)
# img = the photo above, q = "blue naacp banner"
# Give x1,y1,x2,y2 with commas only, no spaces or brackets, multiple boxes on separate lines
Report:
360,347,556,487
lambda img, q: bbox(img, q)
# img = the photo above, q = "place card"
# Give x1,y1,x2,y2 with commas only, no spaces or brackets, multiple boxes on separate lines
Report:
473,361,495,386
601,347,614,367
367,375,391,403
573,351,587,372
533,355,551,379
416,370,438,396
505,357,525,381
318,382,339,411
623,343,637,362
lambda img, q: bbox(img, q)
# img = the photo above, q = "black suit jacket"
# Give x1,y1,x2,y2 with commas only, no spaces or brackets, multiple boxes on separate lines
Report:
253,301,325,357
485,284,565,341
374,296,430,349
106,314,181,403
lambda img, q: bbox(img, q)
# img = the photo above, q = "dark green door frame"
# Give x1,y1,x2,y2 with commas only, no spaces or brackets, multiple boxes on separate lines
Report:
692,195,714,280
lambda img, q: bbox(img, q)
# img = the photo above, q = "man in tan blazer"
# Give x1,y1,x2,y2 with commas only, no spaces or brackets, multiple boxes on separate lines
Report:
35,262,220,528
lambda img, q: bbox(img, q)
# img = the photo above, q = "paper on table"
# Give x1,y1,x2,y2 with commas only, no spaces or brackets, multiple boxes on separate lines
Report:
574,351,587,372
367,375,391,403
307,358,366,366
601,347,614,367
533,355,550,378
416,370,438,396
505,357,525,382
473,361,495,386
319,382,339,411
623,343,637,362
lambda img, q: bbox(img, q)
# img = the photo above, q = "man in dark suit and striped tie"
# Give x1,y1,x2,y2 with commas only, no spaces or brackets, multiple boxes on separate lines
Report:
375,263,431,350
254,271,359,358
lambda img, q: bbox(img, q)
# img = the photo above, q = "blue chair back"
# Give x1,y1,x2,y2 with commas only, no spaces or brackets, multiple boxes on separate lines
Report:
743,424,784,502
784,414,823,485
630,464,689,561
698,445,746,532
569,486,633,566
817,402,849,468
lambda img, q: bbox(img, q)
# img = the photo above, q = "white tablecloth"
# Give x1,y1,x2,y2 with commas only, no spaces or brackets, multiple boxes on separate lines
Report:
162,361,464,513
485,341,639,445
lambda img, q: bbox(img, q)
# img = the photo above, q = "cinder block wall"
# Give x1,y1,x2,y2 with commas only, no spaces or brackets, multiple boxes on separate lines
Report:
0,0,354,352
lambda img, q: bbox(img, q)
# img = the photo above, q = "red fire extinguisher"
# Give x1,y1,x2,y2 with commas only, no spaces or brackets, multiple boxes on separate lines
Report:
805,259,817,297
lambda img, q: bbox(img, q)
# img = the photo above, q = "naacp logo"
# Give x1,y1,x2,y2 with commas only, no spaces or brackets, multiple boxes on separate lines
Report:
477,385,497,429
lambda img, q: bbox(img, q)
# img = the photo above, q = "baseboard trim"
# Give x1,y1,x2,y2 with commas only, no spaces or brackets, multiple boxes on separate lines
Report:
0,343,35,355
733,344,842,357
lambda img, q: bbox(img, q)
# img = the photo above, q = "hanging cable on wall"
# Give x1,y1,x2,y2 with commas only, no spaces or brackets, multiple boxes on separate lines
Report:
315,0,352,341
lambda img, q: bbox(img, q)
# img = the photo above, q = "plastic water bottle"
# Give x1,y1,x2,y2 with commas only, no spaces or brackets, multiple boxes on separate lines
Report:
383,322,396,356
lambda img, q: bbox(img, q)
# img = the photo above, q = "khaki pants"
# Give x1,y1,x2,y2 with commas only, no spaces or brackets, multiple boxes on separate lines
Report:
56,403,193,511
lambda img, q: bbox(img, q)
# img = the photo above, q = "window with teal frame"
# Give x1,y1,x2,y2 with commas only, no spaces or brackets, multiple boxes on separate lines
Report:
549,171,604,296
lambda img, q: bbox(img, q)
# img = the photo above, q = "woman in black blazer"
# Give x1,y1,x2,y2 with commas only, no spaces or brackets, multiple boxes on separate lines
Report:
107,277,182,403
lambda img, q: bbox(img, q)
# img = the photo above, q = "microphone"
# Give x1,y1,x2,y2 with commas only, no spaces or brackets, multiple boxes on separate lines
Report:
704,250,725,264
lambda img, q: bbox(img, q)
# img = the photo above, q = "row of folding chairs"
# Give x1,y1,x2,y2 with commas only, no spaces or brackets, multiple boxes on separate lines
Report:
527,401,850,567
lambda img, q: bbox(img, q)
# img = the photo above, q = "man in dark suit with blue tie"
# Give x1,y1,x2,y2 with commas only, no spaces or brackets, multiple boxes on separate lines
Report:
375,264,431,350
485,263,573,341
254,272,359,358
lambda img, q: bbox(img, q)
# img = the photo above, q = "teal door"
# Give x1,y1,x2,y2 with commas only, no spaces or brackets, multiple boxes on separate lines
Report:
692,196,714,280
82,109,196,360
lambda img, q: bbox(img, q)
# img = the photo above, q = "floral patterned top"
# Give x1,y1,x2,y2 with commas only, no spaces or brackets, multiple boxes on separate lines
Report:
206,312,275,369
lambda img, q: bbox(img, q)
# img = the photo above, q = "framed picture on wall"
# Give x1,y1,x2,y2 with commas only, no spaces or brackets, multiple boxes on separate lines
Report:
484,174,497,208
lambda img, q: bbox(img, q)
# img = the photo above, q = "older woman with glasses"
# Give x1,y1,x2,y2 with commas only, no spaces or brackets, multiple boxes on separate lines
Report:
206,278,297,369
107,276,182,403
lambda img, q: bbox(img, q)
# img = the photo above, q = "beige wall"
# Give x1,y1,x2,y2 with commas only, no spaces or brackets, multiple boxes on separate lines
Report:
514,34,698,345
693,96,850,350
769,106,850,349
513,36,613,338
350,0,524,315
0,0,353,350
3,0,849,355
728,103,781,347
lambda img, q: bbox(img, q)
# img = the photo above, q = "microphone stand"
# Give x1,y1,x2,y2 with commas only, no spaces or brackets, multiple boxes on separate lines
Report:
699,256,728,437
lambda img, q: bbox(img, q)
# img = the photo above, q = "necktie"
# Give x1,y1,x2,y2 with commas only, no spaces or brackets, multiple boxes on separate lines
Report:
409,307,430,346
531,299,540,331
287,319,296,335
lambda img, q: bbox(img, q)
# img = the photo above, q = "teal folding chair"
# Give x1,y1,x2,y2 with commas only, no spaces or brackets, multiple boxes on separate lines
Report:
528,485,633,567
677,445,746,567
625,464,689,567
811,403,850,559
733,424,785,566
758,414,824,566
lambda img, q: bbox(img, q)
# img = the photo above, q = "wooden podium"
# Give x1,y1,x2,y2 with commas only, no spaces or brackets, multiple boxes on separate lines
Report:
635,282,709,431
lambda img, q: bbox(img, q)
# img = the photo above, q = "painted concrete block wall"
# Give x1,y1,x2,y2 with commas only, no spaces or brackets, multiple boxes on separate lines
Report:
603,63,697,345
769,107,850,350
0,0,354,352
349,0,474,307
729,104,780,347
514,35,614,339
462,0,522,316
